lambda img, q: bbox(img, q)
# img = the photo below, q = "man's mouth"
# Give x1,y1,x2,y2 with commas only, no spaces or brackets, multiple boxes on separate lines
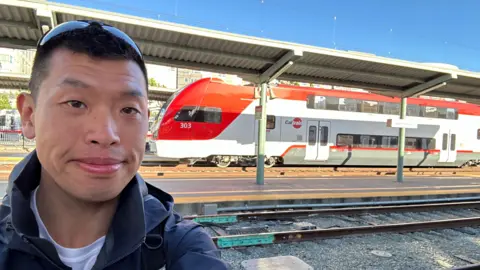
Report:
73,157,124,174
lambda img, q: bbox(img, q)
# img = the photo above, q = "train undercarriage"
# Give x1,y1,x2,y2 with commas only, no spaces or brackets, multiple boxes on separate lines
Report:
182,155,480,169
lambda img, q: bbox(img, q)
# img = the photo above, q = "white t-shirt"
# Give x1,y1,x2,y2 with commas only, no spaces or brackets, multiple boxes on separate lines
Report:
30,188,106,270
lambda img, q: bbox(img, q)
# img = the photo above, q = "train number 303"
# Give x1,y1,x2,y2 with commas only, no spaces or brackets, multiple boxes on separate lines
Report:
180,122,192,129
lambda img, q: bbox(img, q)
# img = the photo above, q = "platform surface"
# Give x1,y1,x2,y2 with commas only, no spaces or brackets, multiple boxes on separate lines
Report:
143,176,480,204
1,176,479,204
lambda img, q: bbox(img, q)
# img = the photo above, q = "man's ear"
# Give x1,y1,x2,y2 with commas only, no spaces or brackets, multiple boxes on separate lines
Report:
16,93,36,140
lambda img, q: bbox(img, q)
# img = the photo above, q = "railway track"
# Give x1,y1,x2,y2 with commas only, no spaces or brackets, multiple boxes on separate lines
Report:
1,164,480,178
183,201,480,249
149,165,480,178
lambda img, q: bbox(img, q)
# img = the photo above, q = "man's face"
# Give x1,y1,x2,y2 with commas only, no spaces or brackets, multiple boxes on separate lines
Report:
18,48,148,202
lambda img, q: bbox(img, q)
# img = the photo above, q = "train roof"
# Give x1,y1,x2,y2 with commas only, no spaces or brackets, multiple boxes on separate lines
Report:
190,77,480,115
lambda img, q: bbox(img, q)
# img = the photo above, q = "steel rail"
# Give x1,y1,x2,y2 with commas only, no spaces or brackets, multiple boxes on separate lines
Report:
185,200,480,224
211,216,480,249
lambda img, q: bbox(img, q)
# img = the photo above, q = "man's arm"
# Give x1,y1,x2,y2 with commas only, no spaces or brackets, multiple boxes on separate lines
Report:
165,220,230,270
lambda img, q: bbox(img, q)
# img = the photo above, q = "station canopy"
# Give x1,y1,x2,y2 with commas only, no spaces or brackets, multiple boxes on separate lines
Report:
0,72,175,101
1,0,480,102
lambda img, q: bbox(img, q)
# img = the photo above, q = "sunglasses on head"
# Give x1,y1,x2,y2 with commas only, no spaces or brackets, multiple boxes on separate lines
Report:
37,20,143,60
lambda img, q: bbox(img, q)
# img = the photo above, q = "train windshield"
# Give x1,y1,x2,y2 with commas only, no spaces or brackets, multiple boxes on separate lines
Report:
152,86,187,130
158,87,186,120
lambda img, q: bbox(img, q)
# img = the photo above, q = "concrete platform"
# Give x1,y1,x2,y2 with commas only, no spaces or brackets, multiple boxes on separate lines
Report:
1,175,480,215
141,176,480,214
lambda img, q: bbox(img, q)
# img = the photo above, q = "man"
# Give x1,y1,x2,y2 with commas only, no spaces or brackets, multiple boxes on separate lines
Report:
0,20,229,270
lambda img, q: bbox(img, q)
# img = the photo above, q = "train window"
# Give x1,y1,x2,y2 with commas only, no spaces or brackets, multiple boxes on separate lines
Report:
337,134,353,147
442,133,448,150
308,126,317,145
175,106,222,123
405,138,420,150
359,135,371,147
266,115,275,129
421,138,428,150
437,107,457,120
407,104,420,117
325,97,340,110
428,138,436,149
410,137,436,150
477,129,480,140
382,102,400,115
423,106,438,118
381,136,398,148
0,116,5,126
447,108,457,119
450,134,456,151
195,107,222,123
320,126,329,146
306,95,326,109
174,106,196,121
361,101,379,113
338,98,357,112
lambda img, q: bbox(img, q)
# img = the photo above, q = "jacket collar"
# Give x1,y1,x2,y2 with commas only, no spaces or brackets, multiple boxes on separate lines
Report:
7,150,165,268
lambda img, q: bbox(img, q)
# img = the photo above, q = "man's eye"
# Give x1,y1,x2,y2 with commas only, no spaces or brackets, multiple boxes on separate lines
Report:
66,100,86,109
122,107,140,115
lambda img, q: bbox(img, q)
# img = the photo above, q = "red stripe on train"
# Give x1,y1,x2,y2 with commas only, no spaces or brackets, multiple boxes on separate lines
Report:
330,146,441,153
280,145,477,157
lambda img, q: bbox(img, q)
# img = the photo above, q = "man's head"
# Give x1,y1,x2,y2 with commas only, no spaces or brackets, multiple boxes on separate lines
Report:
17,20,149,202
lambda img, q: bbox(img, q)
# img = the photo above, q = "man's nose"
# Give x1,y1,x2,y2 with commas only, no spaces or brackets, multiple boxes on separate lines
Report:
85,110,120,147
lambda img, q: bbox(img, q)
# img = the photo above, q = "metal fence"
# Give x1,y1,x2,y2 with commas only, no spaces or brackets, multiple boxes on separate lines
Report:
0,129,35,149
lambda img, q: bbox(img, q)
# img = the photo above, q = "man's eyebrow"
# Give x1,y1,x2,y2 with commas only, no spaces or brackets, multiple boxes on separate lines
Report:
59,78,90,88
59,78,145,97
122,89,145,98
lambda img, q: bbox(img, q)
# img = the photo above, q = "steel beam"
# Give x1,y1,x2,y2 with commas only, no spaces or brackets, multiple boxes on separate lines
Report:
143,55,259,78
401,73,457,98
0,19,37,29
138,39,275,65
295,63,425,83
0,38,37,50
35,8,55,34
279,74,401,93
258,49,303,83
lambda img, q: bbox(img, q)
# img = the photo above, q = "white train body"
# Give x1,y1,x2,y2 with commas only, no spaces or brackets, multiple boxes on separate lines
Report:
148,78,480,167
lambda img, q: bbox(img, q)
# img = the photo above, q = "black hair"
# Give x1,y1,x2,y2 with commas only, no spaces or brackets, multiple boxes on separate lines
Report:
29,23,148,100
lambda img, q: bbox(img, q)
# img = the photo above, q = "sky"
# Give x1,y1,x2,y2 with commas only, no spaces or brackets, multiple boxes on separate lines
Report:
52,0,480,72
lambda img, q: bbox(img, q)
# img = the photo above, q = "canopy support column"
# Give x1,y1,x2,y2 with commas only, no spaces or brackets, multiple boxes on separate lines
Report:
256,82,268,185
255,49,303,185
396,73,457,183
396,97,407,183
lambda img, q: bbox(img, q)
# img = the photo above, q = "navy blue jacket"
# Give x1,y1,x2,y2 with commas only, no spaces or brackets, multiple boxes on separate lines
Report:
0,151,229,269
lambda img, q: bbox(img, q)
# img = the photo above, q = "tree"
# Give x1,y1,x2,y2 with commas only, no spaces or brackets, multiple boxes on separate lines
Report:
0,94,12,110
148,78,158,87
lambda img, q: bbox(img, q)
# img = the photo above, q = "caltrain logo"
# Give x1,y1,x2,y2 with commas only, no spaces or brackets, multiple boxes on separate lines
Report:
285,118,302,129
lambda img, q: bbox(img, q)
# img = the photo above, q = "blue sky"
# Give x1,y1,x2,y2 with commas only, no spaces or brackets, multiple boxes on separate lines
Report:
53,0,480,72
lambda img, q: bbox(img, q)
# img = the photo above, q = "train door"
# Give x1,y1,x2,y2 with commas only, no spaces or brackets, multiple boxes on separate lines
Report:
317,121,331,161
305,121,318,160
305,121,330,161
439,130,457,163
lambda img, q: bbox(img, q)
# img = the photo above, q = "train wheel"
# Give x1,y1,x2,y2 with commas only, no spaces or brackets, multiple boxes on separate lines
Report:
264,157,276,168
215,156,231,168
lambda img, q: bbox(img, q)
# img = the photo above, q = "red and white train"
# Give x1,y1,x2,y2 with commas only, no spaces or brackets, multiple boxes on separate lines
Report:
147,77,480,168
